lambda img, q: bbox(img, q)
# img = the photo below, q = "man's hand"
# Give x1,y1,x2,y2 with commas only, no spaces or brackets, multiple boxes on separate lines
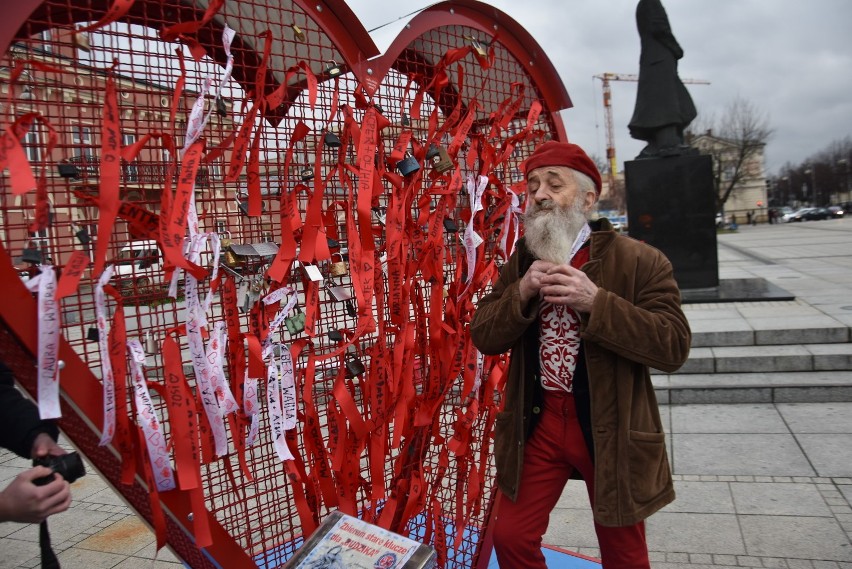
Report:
30,433,65,459
0,467,71,524
519,260,557,303
539,264,599,313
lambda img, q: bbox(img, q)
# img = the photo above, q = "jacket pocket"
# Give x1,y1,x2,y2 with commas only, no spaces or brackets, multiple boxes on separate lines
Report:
627,429,669,505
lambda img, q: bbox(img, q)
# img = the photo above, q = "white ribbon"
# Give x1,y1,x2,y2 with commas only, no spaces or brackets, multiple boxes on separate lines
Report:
29,267,61,420
463,175,489,287
95,266,116,441
206,321,239,415
127,339,175,492
186,274,229,457
500,191,522,258
244,367,260,446
266,351,296,461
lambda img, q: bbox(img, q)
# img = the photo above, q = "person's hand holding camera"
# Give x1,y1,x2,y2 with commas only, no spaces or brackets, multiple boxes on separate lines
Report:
0,433,72,524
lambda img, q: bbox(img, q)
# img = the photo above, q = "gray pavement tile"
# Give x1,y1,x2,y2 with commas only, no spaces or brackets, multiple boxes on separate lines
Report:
54,547,127,569
0,536,40,568
75,515,154,556
673,434,815,477
839,485,852,505
646,512,746,555
554,479,592,510
795,435,852,478
662,481,736,514
777,403,852,433
112,557,184,568
542,506,599,550
671,404,788,434
740,515,852,561
730,482,832,516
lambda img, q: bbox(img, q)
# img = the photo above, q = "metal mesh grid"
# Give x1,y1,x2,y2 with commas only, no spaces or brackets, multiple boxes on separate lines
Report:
1,1,563,567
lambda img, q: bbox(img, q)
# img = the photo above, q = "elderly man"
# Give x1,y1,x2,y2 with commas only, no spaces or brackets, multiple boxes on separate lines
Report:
471,141,690,568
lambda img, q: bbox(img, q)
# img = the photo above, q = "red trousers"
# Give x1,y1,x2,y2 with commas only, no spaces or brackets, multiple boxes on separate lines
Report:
493,392,650,569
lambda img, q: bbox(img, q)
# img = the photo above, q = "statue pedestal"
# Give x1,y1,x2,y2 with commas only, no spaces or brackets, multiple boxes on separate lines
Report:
625,154,718,290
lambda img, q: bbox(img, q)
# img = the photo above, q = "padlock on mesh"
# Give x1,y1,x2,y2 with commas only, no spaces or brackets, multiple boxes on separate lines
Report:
328,253,347,277
323,130,342,148
301,166,314,181
215,96,228,118
325,60,343,78
426,144,454,173
21,244,43,265
397,152,420,176
344,345,366,378
291,23,306,42
285,308,306,335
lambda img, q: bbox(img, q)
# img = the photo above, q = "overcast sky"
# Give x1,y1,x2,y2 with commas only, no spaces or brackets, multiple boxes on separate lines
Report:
345,0,852,175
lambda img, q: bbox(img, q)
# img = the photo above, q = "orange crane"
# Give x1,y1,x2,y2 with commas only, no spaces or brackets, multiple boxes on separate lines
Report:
593,72,710,192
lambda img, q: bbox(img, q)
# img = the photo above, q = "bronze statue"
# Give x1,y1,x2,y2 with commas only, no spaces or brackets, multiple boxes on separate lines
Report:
628,0,697,158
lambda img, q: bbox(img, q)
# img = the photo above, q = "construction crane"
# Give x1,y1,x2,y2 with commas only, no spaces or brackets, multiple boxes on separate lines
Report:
593,72,710,192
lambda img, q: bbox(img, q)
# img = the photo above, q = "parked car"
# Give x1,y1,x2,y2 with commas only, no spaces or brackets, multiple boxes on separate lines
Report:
111,240,163,287
827,205,845,218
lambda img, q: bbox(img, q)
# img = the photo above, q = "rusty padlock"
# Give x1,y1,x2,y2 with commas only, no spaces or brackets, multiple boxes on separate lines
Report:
396,152,420,176
426,144,454,173
328,253,347,277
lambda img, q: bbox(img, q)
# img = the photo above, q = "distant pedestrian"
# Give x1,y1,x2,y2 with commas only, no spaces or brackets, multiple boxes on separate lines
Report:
747,211,753,225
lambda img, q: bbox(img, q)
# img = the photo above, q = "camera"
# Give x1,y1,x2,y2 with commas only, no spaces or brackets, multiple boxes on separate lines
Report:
32,452,86,486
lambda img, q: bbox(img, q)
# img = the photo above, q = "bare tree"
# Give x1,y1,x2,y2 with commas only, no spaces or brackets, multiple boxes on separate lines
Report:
687,96,773,210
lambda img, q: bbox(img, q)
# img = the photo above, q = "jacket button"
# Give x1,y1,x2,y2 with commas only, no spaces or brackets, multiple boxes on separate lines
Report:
532,406,541,414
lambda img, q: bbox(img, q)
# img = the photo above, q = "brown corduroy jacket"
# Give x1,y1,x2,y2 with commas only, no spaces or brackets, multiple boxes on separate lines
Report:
470,218,691,527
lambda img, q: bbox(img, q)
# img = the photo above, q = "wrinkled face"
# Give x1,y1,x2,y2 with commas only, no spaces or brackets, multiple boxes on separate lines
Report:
526,165,594,213
523,166,597,263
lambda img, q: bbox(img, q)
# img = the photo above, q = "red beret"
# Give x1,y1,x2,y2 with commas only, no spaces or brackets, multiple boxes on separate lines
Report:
522,141,602,195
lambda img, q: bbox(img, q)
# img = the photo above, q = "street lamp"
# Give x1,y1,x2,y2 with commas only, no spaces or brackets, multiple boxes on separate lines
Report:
804,167,816,205
838,158,850,204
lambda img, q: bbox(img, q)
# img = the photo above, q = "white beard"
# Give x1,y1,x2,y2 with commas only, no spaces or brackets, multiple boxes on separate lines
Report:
523,197,589,263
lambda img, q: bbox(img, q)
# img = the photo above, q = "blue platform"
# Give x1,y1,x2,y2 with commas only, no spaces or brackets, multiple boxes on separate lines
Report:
488,545,601,568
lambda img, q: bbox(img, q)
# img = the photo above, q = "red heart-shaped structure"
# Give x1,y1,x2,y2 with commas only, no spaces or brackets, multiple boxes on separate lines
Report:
0,1,572,567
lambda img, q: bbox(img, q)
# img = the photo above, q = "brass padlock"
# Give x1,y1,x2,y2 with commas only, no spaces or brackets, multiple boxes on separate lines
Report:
472,39,488,59
328,253,347,277
323,130,342,148
291,23,306,42
397,152,420,176
426,144,454,173
222,232,239,268
285,309,306,335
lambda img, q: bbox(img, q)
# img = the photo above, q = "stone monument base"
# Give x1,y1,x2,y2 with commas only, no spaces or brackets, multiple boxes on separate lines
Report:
625,153,718,290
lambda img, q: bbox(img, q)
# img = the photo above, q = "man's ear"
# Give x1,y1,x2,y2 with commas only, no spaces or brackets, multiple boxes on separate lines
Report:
583,190,598,212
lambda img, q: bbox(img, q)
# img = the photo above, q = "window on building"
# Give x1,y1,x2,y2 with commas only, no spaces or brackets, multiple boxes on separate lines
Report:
23,126,41,163
122,133,138,182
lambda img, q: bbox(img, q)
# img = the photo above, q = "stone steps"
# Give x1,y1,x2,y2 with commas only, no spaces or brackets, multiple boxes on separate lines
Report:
653,318,852,404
